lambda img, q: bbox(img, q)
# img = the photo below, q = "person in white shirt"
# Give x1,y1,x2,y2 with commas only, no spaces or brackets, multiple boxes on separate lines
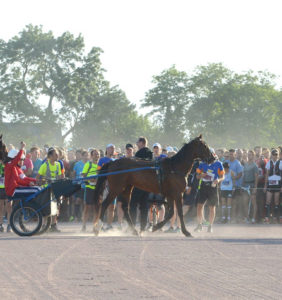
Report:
264,149,282,223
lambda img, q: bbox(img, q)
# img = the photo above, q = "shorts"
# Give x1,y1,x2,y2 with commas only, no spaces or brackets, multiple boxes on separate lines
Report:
0,188,7,199
183,189,197,206
75,188,85,199
147,193,165,209
84,188,95,205
267,185,281,193
220,190,233,199
242,182,257,195
197,183,219,207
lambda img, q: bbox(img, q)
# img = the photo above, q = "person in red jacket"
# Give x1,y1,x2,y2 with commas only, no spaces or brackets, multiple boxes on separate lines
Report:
5,142,40,199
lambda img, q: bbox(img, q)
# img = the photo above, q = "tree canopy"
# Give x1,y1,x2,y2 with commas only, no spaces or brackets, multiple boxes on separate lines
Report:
144,63,282,148
0,25,281,149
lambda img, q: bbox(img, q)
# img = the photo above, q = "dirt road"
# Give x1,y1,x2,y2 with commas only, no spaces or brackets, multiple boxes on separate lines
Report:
0,224,281,299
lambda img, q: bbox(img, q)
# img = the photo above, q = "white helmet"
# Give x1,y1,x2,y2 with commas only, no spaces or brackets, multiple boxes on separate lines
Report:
8,149,19,159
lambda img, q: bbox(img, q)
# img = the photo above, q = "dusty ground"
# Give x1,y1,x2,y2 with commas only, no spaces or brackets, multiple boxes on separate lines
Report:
0,223,282,300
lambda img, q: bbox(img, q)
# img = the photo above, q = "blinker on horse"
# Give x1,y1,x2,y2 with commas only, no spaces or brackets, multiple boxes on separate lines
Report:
93,135,214,237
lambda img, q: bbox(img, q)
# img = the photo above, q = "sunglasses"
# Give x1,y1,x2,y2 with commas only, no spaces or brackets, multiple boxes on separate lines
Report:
272,153,278,156
20,158,25,161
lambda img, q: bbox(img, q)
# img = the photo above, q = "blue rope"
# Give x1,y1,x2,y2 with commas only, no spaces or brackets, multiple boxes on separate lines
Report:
9,167,158,202
73,166,159,182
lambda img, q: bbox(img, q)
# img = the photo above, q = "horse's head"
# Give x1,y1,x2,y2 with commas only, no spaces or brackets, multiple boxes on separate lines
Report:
192,134,215,163
0,134,8,161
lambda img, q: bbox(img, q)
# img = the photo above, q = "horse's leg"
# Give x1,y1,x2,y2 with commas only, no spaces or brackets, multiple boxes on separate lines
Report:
93,191,117,235
175,194,192,237
152,197,174,232
120,186,138,236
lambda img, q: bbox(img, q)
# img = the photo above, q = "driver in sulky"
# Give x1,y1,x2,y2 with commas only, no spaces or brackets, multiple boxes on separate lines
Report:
4,142,41,199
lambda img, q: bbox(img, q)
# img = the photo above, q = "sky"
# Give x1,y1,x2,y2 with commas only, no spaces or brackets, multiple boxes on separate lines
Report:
1,0,282,112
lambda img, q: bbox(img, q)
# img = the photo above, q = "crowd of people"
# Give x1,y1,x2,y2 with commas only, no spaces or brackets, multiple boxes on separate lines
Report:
0,136,281,234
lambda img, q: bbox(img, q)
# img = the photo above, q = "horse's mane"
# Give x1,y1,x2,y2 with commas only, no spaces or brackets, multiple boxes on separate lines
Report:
169,136,206,164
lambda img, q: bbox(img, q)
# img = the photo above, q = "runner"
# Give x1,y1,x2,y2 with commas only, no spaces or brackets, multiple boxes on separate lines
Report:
220,162,235,224
264,149,282,223
147,143,166,231
130,137,153,234
73,150,89,222
36,148,64,232
117,143,134,230
242,150,259,223
98,144,116,231
194,149,224,233
81,149,99,232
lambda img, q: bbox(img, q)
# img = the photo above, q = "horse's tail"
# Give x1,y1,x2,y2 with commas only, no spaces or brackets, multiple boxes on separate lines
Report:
93,163,109,203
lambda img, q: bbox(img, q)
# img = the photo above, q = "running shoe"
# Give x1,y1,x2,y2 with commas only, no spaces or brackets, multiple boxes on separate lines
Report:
6,224,11,233
69,216,75,222
165,226,175,233
251,218,256,224
202,220,210,227
0,224,4,233
104,225,113,231
174,227,181,233
194,224,203,232
49,224,61,233
207,225,213,233
147,223,153,232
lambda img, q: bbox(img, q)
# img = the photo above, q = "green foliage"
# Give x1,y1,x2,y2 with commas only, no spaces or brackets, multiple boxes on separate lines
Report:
1,25,281,149
142,65,191,145
0,25,160,147
144,63,282,148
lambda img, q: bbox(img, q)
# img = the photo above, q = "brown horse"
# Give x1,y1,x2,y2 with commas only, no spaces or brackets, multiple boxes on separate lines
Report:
93,135,214,237
0,135,8,162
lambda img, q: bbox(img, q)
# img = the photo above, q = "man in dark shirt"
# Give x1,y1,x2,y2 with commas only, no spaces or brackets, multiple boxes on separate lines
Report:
130,137,152,233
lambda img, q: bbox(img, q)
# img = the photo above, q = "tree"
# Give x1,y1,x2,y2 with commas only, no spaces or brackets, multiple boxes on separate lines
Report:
142,65,191,145
72,86,160,148
186,64,282,148
0,25,105,144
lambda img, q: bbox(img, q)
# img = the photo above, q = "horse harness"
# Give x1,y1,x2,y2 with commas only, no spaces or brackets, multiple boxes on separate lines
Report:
154,159,187,194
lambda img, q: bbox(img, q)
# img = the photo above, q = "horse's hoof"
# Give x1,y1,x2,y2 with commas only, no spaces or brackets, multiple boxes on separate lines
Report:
183,231,193,237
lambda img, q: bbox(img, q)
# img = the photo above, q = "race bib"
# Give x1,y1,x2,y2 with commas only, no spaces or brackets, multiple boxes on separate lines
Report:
269,180,279,186
203,171,215,182
258,168,263,177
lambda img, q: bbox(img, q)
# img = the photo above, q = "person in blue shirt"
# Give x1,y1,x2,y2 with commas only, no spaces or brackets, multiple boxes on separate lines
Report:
194,149,225,233
148,143,167,231
220,162,235,223
73,150,89,222
225,149,243,223
98,144,116,231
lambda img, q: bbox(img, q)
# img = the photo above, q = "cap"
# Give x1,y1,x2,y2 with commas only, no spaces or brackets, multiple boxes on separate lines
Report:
125,143,133,149
8,149,19,159
166,146,174,152
223,162,230,168
153,143,161,149
271,149,278,155
106,144,115,149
